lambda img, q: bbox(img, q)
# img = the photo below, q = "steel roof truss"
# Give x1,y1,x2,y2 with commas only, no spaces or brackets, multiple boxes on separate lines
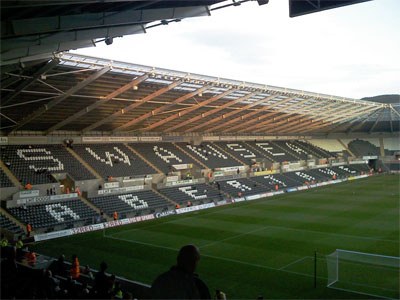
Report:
46,74,148,134
143,88,235,132
9,65,110,134
164,91,259,132
120,86,210,132
83,79,183,132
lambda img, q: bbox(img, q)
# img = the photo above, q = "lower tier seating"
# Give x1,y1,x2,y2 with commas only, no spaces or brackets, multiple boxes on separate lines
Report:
8,199,98,229
215,177,269,197
159,183,222,205
89,190,170,216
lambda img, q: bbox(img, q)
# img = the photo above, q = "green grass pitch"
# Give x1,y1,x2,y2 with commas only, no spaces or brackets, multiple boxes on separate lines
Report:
32,175,399,299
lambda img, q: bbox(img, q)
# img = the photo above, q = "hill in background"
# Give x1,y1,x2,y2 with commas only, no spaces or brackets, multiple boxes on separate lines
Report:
362,94,400,104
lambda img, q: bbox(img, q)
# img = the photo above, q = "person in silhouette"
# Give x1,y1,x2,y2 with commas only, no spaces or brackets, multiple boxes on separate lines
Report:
151,244,211,299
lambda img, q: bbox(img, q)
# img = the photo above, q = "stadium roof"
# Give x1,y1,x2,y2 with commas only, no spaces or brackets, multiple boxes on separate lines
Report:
1,52,398,136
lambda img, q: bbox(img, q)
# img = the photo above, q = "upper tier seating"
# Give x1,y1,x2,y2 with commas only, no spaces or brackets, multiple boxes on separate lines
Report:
214,142,259,165
8,199,98,229
1,145,95,184
270,141,306,161
216,177,269,197
0,213,24,235
73,144,156,178
176,143,243,169
348,140,380,157
130,143,198,174
0,168,14,187
244,141,298,163
293,140,335,158
159,183,222,205
89,190,170,216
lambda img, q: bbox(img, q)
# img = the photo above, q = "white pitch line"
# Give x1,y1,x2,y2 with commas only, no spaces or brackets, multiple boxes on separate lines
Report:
199,226,270,249
279,256,312,271
105,235,327,280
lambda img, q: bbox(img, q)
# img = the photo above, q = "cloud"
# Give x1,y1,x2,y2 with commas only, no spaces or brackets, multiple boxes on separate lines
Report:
73,0,400,99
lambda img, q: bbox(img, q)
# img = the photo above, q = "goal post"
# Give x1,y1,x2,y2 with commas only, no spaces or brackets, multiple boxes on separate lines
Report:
326,249,400,299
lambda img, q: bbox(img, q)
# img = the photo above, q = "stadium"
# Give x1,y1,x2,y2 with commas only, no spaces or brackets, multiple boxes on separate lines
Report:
1,1,399,299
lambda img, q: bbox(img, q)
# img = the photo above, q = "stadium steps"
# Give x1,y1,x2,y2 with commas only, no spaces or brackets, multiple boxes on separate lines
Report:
124,144,163,175
242,142,275,162
0,159,23,189
65,147,103,180
211,142,247,166
173,143,209,169
0,207,26,234
337,139,356,157
151,187,178,207
78,195,112,221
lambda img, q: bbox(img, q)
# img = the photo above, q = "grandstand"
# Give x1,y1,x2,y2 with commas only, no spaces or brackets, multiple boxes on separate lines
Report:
0,0,398,299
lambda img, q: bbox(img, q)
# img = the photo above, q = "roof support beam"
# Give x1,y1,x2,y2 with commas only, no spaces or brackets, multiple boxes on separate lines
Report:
239,98,317,133
1,58,59,106
46,74,148,134
165,92,259,132
343,109,380,133
186,94,278,133
258,101,349,134
83,80,183,132
214,96,296,133
279,103,376,134
300,106,380,133
369,109,385,133
143,88,235,132
115,86,209,131
10,66,110,134
389,105,394,133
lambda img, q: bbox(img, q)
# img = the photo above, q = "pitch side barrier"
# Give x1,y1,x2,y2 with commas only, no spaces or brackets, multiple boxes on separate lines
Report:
34,174,370,242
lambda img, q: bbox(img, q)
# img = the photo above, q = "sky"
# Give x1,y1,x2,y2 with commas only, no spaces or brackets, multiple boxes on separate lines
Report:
73,0,400,100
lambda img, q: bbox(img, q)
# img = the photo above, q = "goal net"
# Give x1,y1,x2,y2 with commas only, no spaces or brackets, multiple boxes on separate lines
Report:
326,249,399,299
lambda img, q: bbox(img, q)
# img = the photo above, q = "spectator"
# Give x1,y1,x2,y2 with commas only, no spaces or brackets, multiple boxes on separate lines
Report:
215,289,227,299
151,244,211,299
70,254,80,279
15,235,24,259
82,265,94,280
25,248,37,265
54,254,67,276
1,233,8,247
26,223,32,237
43,269,61,299
94,261,110,299
113,281,123,299
1,246,18,299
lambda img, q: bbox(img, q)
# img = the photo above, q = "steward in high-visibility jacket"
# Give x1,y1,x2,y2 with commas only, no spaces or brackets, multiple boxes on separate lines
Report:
70,255,80,279
26,223,32,237
1,234,8,247
113,211,118,221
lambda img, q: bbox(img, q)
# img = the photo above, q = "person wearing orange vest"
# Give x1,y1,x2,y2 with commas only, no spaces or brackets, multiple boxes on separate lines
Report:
26,223,32,237
113,211,118,221
25,249,37,265
275,184,279,191
25,182,32,190
70,254,80,279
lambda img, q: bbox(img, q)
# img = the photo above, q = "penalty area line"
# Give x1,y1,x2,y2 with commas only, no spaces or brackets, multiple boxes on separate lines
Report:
105,235,327,280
